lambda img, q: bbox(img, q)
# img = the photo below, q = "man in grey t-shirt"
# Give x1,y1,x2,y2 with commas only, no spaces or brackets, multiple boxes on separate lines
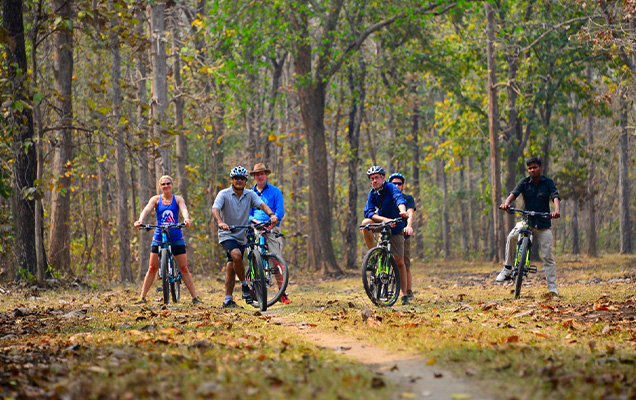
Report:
212,166,278,308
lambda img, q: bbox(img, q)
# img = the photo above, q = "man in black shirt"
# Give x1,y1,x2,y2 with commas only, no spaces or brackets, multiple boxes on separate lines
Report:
497,156,561,297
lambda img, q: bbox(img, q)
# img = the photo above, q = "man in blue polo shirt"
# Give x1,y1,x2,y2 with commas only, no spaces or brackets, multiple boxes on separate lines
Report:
249,163,290,304
361,165,410,305
497,156,561,297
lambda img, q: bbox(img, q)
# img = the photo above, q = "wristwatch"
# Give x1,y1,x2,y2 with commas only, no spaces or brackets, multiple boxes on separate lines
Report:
268,213,275,217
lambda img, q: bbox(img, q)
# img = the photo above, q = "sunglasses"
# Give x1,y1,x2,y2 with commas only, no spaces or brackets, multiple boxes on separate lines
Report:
160,182,172,186
232,176,247,181
391,181,404,186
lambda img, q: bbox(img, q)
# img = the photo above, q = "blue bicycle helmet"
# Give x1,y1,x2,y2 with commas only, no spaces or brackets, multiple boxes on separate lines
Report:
388,173,405,183
230,166,249,178
366,165,385,176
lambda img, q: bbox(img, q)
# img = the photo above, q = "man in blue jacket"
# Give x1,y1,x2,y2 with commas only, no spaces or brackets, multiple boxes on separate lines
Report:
361,166,410,304
249,163,290,304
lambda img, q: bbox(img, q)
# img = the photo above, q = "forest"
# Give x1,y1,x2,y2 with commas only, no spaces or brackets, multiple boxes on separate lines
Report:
1,0,634,283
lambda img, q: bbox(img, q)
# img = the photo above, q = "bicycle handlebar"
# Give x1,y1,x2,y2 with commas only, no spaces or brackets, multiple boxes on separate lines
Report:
504,207,552,219
229,221,273,232
138,222,186,231
359,217,404,231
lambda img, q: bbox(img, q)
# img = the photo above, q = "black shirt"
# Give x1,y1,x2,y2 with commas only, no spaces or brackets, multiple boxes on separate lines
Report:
511,175,560,229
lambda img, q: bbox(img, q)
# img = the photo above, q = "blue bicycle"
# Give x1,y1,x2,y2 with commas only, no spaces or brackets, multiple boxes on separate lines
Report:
139,223,185,304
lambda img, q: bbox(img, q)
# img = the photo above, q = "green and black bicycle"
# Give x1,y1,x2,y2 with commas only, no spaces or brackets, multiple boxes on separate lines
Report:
504,208,552,299
359,217,403,307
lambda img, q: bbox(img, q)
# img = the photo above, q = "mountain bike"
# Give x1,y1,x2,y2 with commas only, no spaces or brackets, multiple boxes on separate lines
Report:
359,217,403,307
504,208,552,299
229,222,288,311
139,223,185,304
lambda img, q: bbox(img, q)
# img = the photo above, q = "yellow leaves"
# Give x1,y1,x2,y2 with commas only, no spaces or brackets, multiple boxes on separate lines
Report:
426,358,436,365
268,134,277,142
191,19,203,28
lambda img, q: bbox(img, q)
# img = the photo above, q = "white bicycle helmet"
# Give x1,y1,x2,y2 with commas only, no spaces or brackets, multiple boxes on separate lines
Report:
230,166,249,178
366,165,385,176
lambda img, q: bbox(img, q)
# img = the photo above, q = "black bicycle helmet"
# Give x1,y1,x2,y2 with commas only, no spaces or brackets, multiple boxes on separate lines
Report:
366,165,385,176
230,166,249,178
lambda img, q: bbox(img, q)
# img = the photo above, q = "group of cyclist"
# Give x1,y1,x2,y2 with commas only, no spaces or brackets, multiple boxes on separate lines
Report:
133,154,561,308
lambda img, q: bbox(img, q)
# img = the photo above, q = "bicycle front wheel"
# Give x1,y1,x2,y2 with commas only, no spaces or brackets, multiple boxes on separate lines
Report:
170,258,180,303
160,249,170,304
362,247,400,307
514,237,531,299
247,251,267,311
263,254,289,307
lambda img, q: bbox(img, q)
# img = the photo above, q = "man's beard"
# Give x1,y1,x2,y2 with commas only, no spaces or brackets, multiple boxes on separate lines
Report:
232,183,245,191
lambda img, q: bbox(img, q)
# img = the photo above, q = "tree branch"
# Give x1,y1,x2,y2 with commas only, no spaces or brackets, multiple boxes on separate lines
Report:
326,1,457,79
518,15,603,54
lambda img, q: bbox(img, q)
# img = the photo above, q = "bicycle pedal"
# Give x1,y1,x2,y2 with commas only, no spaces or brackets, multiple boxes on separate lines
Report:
528,265,538,273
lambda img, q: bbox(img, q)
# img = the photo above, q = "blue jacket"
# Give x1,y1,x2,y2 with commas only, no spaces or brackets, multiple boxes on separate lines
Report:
250,183,285,227
363,181,406,234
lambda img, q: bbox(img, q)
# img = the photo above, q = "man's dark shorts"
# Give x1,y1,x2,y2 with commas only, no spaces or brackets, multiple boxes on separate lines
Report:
221,240,246,262
151,240,186,256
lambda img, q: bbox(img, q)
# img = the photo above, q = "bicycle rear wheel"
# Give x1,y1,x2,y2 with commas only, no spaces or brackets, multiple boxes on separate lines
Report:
247,251,267,311
263,254,289,307
160,248,170,304
514,237,530,299
170,258,180,303
362,247,400,307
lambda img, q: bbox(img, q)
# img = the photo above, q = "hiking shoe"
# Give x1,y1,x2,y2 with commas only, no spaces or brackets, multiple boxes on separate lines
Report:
401,295,410,305
135,297,147,304
241,284,252,301
406,290,414,300
280,293,291,304
192,297,204,305
496,266,513,282
222,300,243,309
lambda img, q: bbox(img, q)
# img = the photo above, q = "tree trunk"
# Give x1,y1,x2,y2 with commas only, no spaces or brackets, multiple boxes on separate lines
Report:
439,160,450,259
411,83,424,261
4,0,37,278
98,136,111,278
618,94,632,254
172,27,188,205
459,161,469,257
292,11,341,274
570,96,580,255
486,2,503,262
48,0,74,275
150,2,170,177
344,60,366,270
111,2,133,282
586,65,597,257
136,6,152,281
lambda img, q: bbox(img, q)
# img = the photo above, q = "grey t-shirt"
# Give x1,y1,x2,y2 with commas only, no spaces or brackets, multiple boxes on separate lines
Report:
212,187,263,244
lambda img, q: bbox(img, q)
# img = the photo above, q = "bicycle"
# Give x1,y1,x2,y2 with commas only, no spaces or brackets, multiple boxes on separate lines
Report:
229,222,289,311
138,223,185,304
503,208,552,299
359,217,403,307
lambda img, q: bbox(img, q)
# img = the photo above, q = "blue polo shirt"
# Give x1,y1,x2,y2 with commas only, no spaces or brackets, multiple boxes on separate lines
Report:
510,175,560,229
363,181,407,234
250,183,285,227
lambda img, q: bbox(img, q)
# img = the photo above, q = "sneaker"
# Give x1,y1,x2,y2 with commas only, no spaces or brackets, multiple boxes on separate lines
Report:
280,293,291,304
401,295,410,305
496,266,513,282
241,284,252,301
135,297,147,304
406,290,414,300
222,300,243,309
192,297,204,305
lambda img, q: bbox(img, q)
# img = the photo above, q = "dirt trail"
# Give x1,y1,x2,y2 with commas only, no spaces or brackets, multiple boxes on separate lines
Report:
274,318,492,400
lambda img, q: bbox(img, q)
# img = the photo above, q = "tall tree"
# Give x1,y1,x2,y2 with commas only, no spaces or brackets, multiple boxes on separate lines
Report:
150,2,170,177
3,0,37,278
48,0,75,275
288,0,452,273
618,93,632,254
111,0,132,281
585,65,597,257
485,2,503,262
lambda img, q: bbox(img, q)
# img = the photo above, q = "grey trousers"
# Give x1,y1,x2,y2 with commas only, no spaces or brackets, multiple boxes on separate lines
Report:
504,221,557,293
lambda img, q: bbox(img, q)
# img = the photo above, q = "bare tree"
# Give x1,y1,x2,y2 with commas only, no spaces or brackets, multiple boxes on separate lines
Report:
48,0,75,275
150,2,170,177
